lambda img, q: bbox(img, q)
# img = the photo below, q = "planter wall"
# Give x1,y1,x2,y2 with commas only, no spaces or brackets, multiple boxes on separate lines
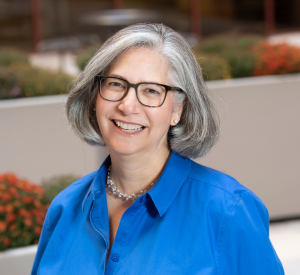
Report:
0,245,37,275
0,95,108,184
200,74,300,220
0,74,299,220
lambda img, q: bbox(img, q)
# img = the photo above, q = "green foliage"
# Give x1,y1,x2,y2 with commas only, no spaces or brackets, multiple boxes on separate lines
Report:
195,35,263,79
76,43,102,71
221,51,256,78
196,54,231,81
41,175,80,202
197,37,231,54
0,64,73,100
0,49,29,66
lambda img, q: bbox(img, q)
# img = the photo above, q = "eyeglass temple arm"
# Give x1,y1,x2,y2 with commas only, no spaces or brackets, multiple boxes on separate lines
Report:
170,87,184,93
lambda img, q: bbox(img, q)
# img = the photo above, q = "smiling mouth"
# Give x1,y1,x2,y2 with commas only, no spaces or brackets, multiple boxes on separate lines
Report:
113,120,145,133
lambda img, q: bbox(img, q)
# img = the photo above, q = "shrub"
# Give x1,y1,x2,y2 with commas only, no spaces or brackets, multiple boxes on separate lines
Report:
0,49,29,66
0,173,49,251
196,53,231,80
195,35,262,79
221,51,256,78
41,175,79,202
76,43,102,71
0,64,73,100
252,42,300,76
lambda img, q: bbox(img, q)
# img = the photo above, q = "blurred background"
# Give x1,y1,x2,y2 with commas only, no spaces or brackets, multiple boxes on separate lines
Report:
0,0,300,274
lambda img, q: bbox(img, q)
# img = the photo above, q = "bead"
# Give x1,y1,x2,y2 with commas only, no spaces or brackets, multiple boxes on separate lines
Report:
106,165,155,201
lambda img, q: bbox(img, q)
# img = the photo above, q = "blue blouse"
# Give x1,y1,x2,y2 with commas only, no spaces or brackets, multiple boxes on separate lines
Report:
31,151,284,275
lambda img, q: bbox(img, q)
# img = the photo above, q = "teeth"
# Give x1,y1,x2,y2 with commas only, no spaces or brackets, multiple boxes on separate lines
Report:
114,120,143,133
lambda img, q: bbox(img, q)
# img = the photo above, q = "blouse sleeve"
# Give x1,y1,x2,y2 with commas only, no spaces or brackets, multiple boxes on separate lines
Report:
31,207,51,275
217,192,285,275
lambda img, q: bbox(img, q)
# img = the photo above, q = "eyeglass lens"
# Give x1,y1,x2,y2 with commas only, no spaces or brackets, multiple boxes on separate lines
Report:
100,77,166,107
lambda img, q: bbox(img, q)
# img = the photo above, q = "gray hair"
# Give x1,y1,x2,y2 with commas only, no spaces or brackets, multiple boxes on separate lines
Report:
66,23,219,159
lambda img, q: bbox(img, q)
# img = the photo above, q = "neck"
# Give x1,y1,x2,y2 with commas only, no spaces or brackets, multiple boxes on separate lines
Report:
108,146,171,195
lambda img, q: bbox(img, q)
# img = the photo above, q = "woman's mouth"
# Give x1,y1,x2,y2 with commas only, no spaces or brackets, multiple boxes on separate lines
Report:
113,120,145,133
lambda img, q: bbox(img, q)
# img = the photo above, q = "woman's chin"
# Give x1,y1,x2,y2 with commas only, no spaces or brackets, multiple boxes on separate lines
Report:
107,142,144,157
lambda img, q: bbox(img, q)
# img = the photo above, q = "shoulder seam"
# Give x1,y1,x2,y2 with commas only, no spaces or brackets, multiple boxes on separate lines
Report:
71,172,97,186
187,175,242,202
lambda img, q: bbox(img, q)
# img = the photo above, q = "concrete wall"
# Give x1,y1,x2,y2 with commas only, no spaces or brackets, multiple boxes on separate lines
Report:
201,74,300,220
0,74,299,220
0,95,109,184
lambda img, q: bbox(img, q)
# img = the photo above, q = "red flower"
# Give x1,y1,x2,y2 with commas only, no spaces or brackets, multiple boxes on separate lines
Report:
7,213,16,222
34,227,42,235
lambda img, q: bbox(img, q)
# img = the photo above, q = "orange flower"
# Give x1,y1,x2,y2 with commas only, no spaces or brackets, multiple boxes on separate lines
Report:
8,187,18,195
6,204,14,212
36,217,44,226
3,237,11,245
33,186,45,195
1,193,11,201
0,183,6,190
6,173,17,185
34,227,42,235
0,205,5,213
9,224,17,231
22,196,35,204
0,221,7,232
24,218,33,227
34,200,42,208
18,209,32,218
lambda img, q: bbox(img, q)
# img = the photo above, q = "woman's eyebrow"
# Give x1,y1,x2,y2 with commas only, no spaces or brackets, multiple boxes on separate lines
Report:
107,74,161,84
108,73,127,79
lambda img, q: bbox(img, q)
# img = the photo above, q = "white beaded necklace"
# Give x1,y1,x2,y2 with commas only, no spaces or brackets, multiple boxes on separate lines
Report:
106,166,154,200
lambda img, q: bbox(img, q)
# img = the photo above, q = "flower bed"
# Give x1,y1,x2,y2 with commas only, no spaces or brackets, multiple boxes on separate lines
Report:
0,173,79,251
0,173,49,251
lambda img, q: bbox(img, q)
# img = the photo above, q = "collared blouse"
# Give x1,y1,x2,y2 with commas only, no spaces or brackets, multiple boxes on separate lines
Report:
31,151,284,275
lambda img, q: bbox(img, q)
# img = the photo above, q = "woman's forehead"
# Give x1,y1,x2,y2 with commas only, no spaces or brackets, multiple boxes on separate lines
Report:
106,47,170,83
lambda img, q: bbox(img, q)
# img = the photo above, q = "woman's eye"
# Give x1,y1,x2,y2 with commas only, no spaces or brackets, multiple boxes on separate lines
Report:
146,89,159,94
109,82,122,87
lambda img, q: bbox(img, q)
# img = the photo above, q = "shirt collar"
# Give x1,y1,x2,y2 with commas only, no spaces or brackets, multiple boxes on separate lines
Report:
82,151,191,217
147,151,191,217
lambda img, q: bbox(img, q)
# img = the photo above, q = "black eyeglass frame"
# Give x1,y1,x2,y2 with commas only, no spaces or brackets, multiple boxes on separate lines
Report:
96,75,184,108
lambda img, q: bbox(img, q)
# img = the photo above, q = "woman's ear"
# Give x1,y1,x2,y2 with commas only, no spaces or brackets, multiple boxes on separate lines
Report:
170,103,183,126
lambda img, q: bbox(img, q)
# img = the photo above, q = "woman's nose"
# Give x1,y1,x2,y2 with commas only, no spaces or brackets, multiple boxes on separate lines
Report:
117,87,141,115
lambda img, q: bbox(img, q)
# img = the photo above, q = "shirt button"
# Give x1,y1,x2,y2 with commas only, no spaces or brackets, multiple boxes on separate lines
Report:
140,196,147,203
111,254,119,262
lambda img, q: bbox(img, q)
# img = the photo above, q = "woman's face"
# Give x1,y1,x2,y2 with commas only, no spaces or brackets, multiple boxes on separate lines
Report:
95,47,181,157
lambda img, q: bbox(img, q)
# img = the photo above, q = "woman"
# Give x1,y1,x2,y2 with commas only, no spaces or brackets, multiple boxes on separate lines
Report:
32,23,284,275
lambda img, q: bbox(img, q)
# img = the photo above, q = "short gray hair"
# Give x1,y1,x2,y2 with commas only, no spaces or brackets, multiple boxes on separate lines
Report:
66,23,219,159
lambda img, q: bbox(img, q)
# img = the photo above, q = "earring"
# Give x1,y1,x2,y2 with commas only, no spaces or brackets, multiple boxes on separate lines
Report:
173,119,178,124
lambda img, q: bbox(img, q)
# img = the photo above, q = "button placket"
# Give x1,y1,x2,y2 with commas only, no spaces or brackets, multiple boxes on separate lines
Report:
140,196,147,203
111,254,119,262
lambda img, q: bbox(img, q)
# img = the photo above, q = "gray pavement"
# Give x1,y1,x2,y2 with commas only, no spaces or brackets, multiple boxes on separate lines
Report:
270,220,300,275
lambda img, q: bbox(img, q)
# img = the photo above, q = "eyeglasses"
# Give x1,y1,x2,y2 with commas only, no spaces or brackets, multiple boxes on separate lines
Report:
96,75,184,108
